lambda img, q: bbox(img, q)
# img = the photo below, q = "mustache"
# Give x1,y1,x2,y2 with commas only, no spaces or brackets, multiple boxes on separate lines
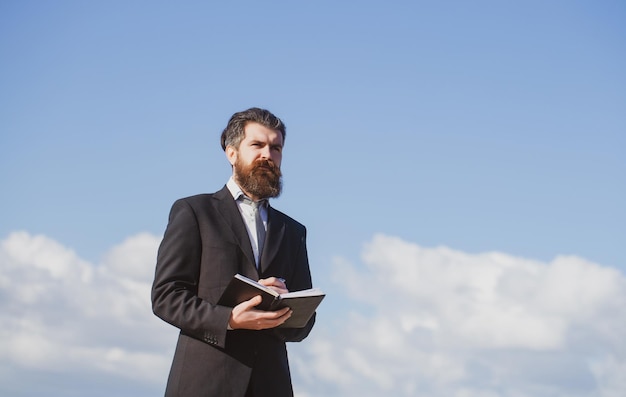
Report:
252,159,280,174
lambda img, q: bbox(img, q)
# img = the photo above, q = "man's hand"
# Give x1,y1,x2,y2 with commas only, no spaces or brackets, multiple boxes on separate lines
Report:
229,295,292,330
258,276,288,295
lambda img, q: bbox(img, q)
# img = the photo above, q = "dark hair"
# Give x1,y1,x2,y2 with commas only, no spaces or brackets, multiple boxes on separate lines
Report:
220,107,286,151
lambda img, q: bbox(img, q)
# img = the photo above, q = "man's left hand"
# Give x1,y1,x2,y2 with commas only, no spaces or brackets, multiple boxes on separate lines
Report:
259,277,288,295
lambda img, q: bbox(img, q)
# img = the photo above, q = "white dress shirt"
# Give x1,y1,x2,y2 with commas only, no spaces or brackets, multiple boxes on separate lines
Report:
226,177,268,266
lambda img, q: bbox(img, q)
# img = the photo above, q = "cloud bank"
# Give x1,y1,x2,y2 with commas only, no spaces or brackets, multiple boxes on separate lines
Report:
294,234,626,397
0,231,176,395
1,232,624,396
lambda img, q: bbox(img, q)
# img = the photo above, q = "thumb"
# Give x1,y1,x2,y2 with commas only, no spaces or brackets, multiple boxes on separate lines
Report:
244,295,262,309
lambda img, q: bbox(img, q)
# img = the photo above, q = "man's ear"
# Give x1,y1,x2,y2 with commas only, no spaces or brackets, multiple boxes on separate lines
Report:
225,145,237,166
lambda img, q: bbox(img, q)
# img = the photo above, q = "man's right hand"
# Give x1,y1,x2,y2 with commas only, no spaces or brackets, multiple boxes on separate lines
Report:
228,295,292,330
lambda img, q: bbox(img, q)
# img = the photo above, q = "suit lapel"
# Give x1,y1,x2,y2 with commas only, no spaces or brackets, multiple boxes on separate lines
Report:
260,206,285,274
214,187,257,277
214,186,286,277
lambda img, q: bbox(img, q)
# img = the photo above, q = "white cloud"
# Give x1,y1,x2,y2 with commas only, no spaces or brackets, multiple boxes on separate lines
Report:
296,234,626,397
0,231,176,392
1,231,624,397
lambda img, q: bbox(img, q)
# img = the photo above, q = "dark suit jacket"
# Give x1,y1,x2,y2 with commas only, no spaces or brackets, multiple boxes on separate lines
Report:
152,186,316,397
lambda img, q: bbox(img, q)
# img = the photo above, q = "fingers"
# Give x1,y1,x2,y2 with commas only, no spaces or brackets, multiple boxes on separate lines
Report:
258,277,288,294
230,297,292,330
255,307,291,323
258,277,287,288
262,307,292,328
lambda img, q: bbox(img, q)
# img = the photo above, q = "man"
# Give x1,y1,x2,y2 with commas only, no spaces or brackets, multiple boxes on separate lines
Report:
152,107,316,397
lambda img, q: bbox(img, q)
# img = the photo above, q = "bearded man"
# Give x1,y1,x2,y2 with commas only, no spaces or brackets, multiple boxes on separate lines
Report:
152,108,316,397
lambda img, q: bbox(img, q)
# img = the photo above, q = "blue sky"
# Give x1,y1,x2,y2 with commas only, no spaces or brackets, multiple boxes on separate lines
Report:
1,1,625,396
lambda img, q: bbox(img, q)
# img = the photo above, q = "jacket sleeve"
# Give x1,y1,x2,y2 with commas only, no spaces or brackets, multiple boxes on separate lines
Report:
151,198,232,348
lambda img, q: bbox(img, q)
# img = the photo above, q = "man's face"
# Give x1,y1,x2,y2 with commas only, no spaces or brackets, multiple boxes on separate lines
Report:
227,122,284,200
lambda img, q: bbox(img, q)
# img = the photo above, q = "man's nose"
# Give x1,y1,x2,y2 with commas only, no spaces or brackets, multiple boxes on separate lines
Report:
259,145,271,159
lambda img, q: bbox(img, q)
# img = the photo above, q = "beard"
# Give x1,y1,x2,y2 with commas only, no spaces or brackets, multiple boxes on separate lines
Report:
234,158,282,199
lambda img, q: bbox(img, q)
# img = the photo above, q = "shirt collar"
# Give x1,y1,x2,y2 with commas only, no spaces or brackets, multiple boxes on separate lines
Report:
226,177,268,207
227,177,245,201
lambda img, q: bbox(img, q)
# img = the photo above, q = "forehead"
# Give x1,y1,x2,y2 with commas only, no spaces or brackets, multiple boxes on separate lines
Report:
243,122,283,144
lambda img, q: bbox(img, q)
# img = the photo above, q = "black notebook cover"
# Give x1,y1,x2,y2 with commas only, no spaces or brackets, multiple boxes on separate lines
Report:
218,274,325,328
